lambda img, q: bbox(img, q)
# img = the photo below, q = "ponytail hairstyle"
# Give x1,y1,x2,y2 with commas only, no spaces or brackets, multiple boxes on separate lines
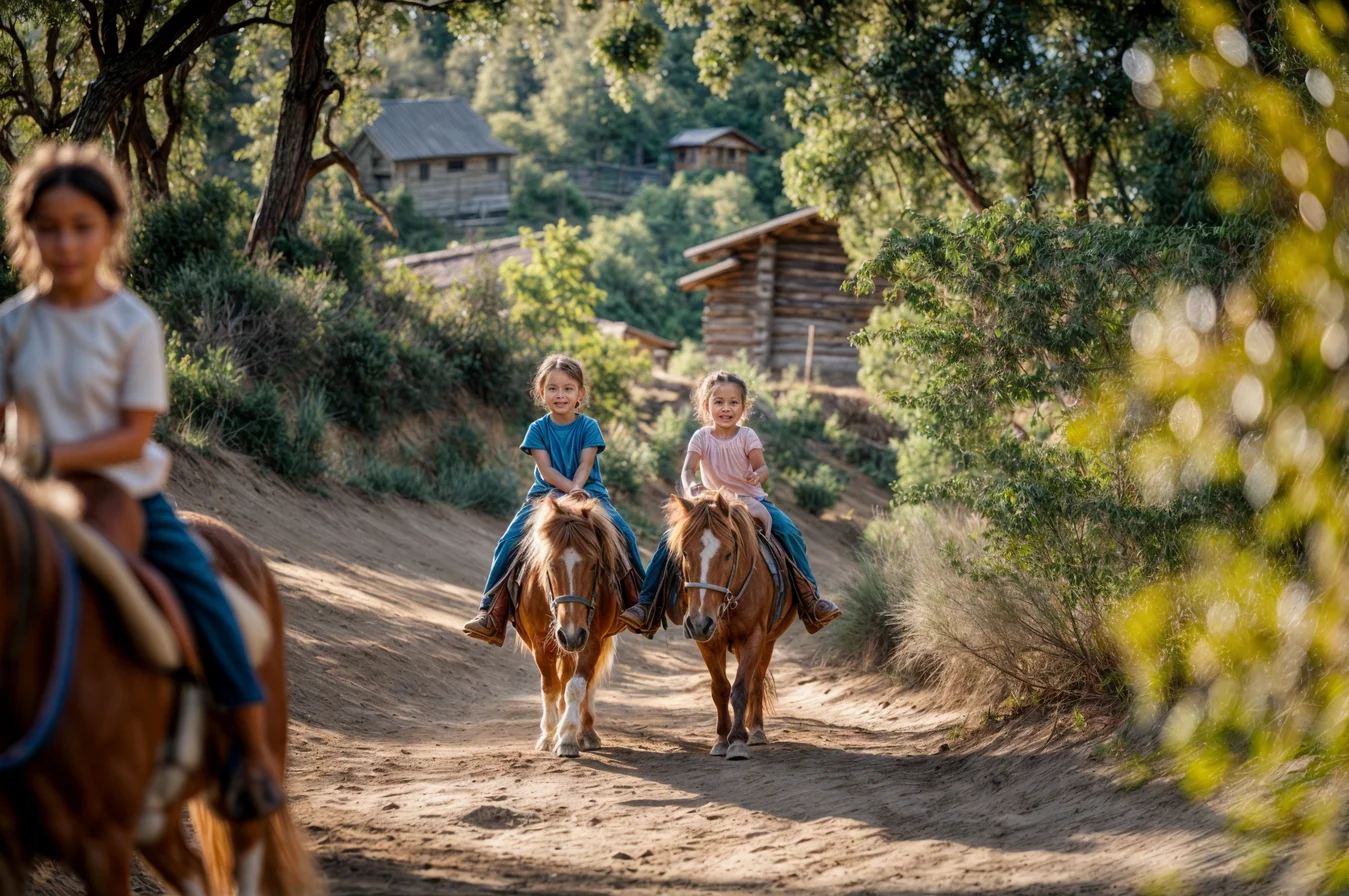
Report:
693,369,752,426
531,353,589,408
4,142,131,291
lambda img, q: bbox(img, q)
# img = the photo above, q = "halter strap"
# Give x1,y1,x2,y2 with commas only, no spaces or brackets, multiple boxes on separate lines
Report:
683,522,757,618
545,569,599,629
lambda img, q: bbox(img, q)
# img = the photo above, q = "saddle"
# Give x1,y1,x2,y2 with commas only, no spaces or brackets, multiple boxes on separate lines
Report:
645,530,793,638
51,475,271,677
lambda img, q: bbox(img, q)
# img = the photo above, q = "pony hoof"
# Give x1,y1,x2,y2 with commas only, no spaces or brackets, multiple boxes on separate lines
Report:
710,742,729,757
579,732,602,752
536,736,554,752
555,740,580,759
726,742,752,761
748,728,768,746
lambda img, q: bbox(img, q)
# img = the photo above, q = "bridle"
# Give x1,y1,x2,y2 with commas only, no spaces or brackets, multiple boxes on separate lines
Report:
683,520,757,619
544,565,599,631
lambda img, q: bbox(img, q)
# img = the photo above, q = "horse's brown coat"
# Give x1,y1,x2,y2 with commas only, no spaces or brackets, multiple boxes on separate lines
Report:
665,490,796,757
0,475,322,895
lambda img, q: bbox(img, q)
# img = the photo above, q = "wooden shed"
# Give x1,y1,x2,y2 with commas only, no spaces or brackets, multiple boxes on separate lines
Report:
596,318,679,369
666,127,764,177
350,98,517,222
677,208,879,384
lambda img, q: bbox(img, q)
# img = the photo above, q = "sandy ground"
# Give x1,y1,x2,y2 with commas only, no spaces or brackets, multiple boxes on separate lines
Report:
30,452,1261,895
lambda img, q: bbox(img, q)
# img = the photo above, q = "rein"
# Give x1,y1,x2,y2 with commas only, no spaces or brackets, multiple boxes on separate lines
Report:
683,521,757,619
0,480,82,773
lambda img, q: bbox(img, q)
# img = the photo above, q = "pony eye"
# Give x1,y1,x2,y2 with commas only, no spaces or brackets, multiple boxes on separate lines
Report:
723,552,732,560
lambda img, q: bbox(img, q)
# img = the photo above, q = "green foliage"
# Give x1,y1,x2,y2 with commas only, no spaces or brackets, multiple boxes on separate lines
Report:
785,464,847,516
129,180,251,291
508,156,592,227
818,511,909,670
601,424,660,497
650,406,697,481
825,414,898,488
321,307,396,435
666,340,708,379
347,457,435,502
429,421,520,515
503,223,651,423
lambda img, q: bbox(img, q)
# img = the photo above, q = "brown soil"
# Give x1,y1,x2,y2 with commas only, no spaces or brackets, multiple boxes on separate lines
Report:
31,452,1259,895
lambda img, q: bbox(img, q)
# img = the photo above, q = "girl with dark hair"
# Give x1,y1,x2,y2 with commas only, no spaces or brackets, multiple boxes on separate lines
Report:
462,353,646,645
1,143,283,822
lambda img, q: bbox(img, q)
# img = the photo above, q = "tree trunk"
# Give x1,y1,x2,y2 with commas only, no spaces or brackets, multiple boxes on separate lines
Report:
1054,134,1096,222
246,0,335,255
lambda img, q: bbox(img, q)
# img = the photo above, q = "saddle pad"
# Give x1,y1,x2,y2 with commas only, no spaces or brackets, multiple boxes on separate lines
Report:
755,532,790,632
49,515,271,672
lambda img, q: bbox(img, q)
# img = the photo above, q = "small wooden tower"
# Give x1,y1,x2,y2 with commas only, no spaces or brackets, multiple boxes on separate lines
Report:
666,128,764,177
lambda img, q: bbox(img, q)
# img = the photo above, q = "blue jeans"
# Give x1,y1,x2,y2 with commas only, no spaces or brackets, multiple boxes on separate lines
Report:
480,494,645,609
637,498,816,606
142,494,263,707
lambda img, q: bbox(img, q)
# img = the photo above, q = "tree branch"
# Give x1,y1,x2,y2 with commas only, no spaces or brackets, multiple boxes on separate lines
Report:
308,78,397,236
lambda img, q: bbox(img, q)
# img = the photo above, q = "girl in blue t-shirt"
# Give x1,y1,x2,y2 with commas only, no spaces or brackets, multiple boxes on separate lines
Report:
463,353,645,645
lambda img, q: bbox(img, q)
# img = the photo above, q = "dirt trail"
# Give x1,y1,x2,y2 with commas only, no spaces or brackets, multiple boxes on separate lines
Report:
36,454,1257,895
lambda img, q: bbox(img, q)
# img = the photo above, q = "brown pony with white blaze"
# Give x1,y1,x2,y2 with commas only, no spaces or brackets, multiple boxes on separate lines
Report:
514,493,625,759
0,473,322,896
665,490,795,760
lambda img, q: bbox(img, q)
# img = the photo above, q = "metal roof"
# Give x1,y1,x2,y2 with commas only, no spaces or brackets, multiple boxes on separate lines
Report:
665,127,765,152
361,98,517,162
683,207,823,262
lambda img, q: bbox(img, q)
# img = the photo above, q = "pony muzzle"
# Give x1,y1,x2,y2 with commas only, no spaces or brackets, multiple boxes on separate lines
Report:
684,613,717,642
555,625,589,652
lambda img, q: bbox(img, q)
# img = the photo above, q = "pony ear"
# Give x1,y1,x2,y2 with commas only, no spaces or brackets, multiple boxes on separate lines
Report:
714,490,731,515
544,494,561,514
665,493,692,525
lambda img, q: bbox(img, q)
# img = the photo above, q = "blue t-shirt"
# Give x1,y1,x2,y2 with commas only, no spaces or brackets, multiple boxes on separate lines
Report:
522,414,609,499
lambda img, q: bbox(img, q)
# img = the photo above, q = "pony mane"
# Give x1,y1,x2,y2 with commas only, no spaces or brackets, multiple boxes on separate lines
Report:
665,489,756,560
522,494,626,586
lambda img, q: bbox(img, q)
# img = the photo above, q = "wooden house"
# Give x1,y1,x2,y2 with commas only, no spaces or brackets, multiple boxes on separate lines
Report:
350,98,517,222
666,128,764,177
677,208,880,384
596,318,679,369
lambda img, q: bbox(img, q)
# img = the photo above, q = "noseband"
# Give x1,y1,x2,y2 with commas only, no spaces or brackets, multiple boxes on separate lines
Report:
683,522,757,619
545,569,599,630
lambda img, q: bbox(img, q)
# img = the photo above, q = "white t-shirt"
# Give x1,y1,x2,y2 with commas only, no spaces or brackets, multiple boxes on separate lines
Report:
0,287,171,498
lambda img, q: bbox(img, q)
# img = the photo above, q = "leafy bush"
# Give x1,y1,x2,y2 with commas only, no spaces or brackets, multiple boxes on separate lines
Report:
130,180,251,290
650,406,696,481
320,307,396,435
508,156,591,226
433,460,519,516
274,213,376,297
347,457,434,502
770,383,825,441
785,464,847,515
666,340,708,379
825,413,898,488
818,512,909,670
601,424,659,497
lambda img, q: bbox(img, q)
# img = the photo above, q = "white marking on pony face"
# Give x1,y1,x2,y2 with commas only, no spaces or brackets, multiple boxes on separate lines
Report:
236,843,264,896
694,529,722,617
561,547,581,595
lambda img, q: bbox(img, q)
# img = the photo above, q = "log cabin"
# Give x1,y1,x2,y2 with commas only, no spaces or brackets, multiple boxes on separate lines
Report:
350,98,517,222
666,128,764,177
677,208,881,385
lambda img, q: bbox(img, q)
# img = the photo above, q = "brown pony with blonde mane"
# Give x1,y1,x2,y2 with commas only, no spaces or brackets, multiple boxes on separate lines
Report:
514,493,626,758
0,469,321,896
665,489,795,760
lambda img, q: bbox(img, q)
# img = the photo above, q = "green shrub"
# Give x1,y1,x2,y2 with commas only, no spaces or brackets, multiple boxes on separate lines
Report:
666,340,707,379
281,390,330,482
131,180,250,290
274,214,376,296
434,418,489,470
819,513,909,670
165,339,244,431
433,460,519,516
149,255,321,381
771,383,825,441
347,457,433,502
391,340,460,417
825,413,899,488
786,464,848,515
650,406,696,481
321,308,396,435
601,424,659,497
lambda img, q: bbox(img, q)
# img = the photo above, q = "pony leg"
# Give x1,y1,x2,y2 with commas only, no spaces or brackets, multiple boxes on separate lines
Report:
727,632,766,760
231,822,267,896
697,641,733,756
138,818,210,896
579,676,601,752
748,638,776,746
555,647,597,759
533,646,563,752
72,829,134,896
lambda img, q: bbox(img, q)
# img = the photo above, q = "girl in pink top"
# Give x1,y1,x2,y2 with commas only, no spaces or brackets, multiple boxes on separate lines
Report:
682,375,775,535
618,369,842,634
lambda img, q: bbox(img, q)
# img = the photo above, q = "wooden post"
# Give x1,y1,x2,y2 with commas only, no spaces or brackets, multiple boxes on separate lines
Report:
754,237,777,369
804,323,816,387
